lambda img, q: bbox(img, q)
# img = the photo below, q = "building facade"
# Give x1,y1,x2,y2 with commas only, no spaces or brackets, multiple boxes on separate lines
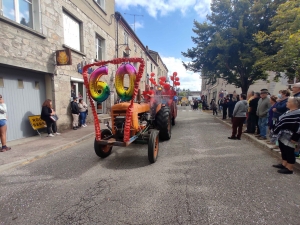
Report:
201,72,290,103
0,0,116,141
0,2,168,142
148,49,168,80
115,12,159,92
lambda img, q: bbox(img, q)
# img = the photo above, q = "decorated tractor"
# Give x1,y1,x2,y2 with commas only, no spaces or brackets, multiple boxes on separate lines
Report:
82,58,180,163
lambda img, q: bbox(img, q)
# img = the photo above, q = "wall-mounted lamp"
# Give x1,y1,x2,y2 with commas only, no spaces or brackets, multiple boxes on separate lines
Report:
116,44,131,57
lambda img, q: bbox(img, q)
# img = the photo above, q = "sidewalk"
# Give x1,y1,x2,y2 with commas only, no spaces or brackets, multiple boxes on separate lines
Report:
203,110,300,170
0,123,104,173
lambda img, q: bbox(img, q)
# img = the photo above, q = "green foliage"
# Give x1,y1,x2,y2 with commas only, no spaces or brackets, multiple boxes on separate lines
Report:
182,0,284,94
178,91,186,97
254,0,300,81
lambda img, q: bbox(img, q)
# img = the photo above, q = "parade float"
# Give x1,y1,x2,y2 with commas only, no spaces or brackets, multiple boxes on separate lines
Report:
82,58,180,163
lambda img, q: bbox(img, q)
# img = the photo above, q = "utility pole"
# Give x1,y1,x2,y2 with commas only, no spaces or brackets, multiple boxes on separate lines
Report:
124,13,143,32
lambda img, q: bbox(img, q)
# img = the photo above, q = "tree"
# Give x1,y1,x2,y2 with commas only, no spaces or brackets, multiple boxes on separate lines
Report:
187,89,191,97
182,0,285,94
254,0,300,81
178,91,185,97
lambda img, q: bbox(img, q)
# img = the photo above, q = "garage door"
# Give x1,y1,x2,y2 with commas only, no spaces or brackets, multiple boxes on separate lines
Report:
0,67,46,141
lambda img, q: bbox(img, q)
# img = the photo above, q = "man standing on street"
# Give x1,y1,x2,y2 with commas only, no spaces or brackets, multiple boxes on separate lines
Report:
218,98,223,113
71,97,80,130
292,82,300,97
256,89,271,140
228,94,248,140
245,92,260,134
222,96,229,120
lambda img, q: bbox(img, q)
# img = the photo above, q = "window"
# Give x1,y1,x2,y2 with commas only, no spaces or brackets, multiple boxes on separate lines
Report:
124,31,128,45
63,11,81,51
0,78,3,87
94,0,105,10
151,63,153,72
1,0,41,31
96,35,105,60
134,44,137,52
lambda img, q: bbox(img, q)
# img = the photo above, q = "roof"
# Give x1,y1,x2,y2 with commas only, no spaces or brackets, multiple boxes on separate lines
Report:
148,49,168,72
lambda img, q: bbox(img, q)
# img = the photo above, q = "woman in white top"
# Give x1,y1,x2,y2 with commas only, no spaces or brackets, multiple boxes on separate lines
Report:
78,99,88,127
0,94,11,152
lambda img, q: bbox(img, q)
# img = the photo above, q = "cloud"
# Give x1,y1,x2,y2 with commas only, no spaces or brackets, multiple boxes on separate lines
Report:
115,0,211,18
134,21,143,29
129,21,143,30
194,0,211,17
161,56,202,91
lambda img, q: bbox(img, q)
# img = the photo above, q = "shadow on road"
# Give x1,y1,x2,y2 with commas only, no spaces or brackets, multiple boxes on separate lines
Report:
101,144,152,170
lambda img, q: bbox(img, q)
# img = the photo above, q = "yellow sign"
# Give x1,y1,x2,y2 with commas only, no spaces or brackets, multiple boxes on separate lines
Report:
28,115,46,130
56,48,72,66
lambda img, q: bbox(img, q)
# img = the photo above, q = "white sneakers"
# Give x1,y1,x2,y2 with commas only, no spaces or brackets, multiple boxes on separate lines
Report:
47,133,60,137
81,124,87,127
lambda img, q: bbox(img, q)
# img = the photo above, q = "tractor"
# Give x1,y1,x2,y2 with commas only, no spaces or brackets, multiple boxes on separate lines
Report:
82,58,179,163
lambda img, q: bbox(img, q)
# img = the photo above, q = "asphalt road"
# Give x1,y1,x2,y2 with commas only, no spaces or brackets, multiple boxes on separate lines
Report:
1,107,300,225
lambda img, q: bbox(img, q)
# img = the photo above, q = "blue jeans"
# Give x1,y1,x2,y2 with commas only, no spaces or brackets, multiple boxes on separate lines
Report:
80,112,87,125
258,117,268,138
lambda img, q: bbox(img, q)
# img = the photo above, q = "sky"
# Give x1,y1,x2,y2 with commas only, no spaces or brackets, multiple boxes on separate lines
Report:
115,0,212,91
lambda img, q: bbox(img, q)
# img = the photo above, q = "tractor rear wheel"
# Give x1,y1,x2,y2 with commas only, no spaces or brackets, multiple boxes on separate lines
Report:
94,129,113,158
148,130,159,163
156,106,171,140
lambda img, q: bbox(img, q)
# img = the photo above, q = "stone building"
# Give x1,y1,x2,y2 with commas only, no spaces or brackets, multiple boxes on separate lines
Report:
148,49,168,80
0,0,116,141
115,12,160,91
201,72,290,103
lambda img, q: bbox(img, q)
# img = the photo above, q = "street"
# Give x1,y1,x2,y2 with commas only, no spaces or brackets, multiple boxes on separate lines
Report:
1,108,300,225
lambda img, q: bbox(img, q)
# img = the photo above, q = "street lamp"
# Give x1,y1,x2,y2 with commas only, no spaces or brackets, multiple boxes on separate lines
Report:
116,44,131,57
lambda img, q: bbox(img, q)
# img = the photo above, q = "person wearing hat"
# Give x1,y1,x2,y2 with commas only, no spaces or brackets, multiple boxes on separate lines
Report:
256,89,271,140
292,82,300,97
71,96,80,130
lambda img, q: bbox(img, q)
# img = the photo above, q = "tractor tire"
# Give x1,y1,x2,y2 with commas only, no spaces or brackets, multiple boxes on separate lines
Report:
172,117,175,126
155,106,171,140
94,129,113,158
148,130,159,163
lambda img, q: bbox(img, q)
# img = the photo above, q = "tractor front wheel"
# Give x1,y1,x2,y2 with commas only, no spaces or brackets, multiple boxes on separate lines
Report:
172,117,175,126
148,130,159,163
156,106,171,140
94,129,113,158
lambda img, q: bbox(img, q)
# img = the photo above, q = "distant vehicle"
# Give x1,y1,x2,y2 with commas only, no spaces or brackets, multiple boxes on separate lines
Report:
180,97,189,106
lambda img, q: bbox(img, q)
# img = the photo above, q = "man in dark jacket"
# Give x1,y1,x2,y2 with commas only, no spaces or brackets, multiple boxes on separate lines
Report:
71,97,80,130
222,96,229,119
246,92,260,134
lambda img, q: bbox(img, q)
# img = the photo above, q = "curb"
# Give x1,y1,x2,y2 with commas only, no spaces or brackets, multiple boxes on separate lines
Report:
211,114,300,171
0,132,95,173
